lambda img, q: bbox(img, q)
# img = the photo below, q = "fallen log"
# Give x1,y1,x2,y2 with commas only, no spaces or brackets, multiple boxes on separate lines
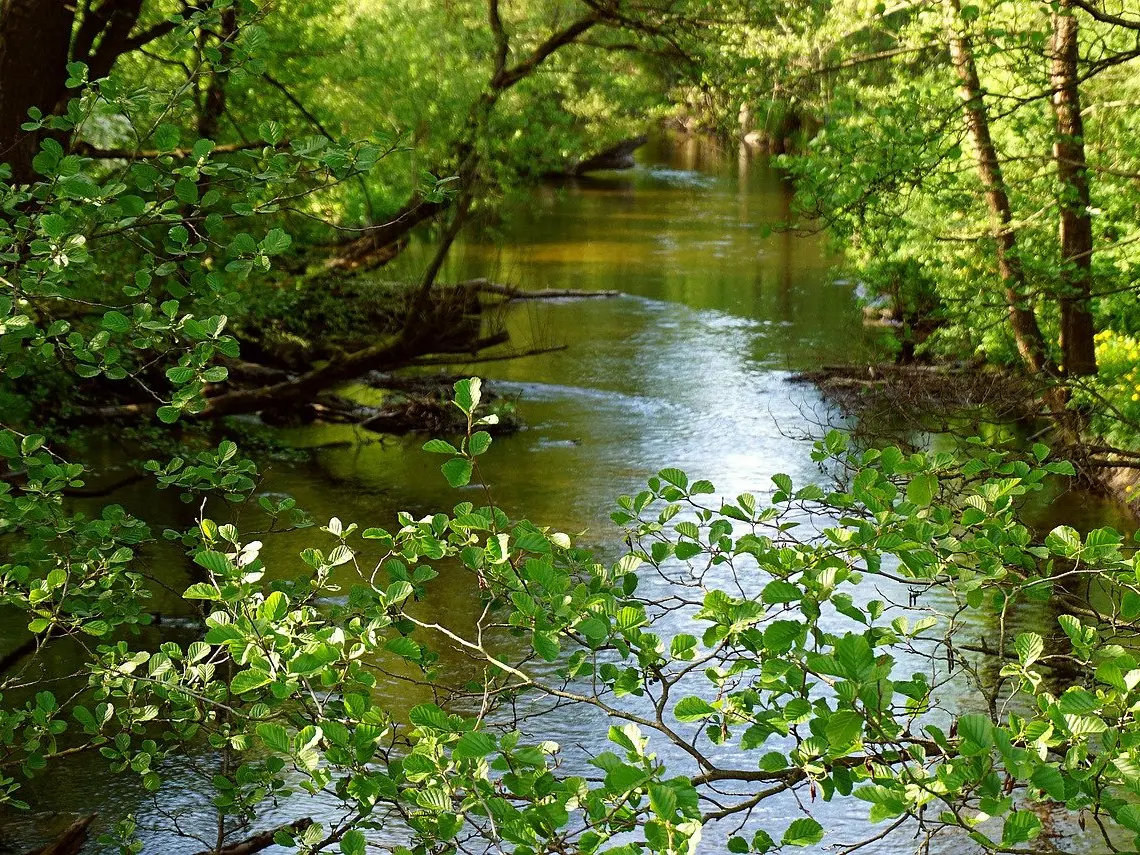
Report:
462,278,620,300
1,635,39,679
325,195,443,272
546,134,649,176
192,818,313,855
25,814,97,855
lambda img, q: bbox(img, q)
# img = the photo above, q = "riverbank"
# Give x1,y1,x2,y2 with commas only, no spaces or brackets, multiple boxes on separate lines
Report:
795,361,1140,519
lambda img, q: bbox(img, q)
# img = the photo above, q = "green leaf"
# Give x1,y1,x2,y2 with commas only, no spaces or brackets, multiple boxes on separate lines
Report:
422,439,458,454
259,591,289,622
441,457,473,488
194,551,234,575
674,696,716,722
260,228,292,255
409,704,452,731
102,311,131,333
906,473,937,507
340,830,366,855
40,214,67,237
1045,525,1081,558
469,430,492,456
762,580,802,604
825,710,863,749
257,723,291,753
649,784,678,819
385,636,421,659
230,668,272,695
166,366,195,384
1030,765,1066,801
1014,632,1043,668
183,583,219,600
1001,811,1042,845
454,731,495,759
782,818,824,847
174,177,198,204
453,377,482,414
259,120,285,145
1057,687,1099,715
834,634,874,682
533,631,560,662
957,714,993,751
155,123,180,151
671,634,698,660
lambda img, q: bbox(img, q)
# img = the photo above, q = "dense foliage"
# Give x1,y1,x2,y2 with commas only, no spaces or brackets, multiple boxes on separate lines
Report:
4,0,1140,853
704,0,1140,432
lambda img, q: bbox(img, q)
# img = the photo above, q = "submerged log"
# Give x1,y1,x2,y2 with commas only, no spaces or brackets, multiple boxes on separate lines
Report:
461,278,620,300
25,814,97,855
569,134,648,174
191,818,313,855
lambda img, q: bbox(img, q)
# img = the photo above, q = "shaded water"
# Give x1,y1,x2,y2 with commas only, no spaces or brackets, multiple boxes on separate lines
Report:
2,137,1133,852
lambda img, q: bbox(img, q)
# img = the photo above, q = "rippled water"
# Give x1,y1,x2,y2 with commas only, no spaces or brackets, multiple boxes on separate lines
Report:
3,137,1131,852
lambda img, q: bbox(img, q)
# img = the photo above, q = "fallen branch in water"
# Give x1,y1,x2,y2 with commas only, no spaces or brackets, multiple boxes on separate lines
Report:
403,343,567,367
0,635,39,678
25,814,97,855
462,278,620,300
191,818,313,855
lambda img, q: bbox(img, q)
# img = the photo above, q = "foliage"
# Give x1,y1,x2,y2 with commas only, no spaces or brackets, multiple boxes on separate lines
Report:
702,0,1140,440
1074,330,1140,448
9,367,1140,853
6,1,1140,853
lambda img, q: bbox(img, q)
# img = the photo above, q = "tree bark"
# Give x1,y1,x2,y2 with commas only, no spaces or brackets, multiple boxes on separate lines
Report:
1051,0,1098,376
943,0,1052,375
197,7,237,142
0,0,75,183
191,818,312,855
24,814,97,855
74,0,145,83
0,0,185,183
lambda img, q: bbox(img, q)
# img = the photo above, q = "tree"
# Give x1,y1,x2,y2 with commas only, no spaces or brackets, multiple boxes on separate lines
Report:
0,0,191,183
1050,0,1098,377
943,0,1052,375
7,375,1140,854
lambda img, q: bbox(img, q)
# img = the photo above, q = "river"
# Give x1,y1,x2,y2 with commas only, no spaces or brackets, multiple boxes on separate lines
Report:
2,136,1132,853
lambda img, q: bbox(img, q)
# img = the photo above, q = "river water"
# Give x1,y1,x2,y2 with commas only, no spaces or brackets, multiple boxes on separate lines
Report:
2,137,1132,852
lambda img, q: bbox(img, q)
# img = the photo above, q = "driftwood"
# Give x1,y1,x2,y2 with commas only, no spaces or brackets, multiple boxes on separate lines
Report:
552,134,649,176
357,374,522,436
191,818,313,855
24,814,97,855
462,278,620,300
0,635,38,677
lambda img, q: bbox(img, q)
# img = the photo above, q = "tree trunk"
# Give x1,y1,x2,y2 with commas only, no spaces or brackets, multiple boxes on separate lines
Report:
943,0,1052,375
197,8,237,142
1051,0,1098,377
0,0,75,183
74,0,145,83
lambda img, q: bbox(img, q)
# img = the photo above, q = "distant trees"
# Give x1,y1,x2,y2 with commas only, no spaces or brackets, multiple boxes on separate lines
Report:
719,0,1140,402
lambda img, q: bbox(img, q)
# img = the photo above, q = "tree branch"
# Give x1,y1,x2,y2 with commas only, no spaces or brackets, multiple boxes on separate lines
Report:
191,818,313,855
